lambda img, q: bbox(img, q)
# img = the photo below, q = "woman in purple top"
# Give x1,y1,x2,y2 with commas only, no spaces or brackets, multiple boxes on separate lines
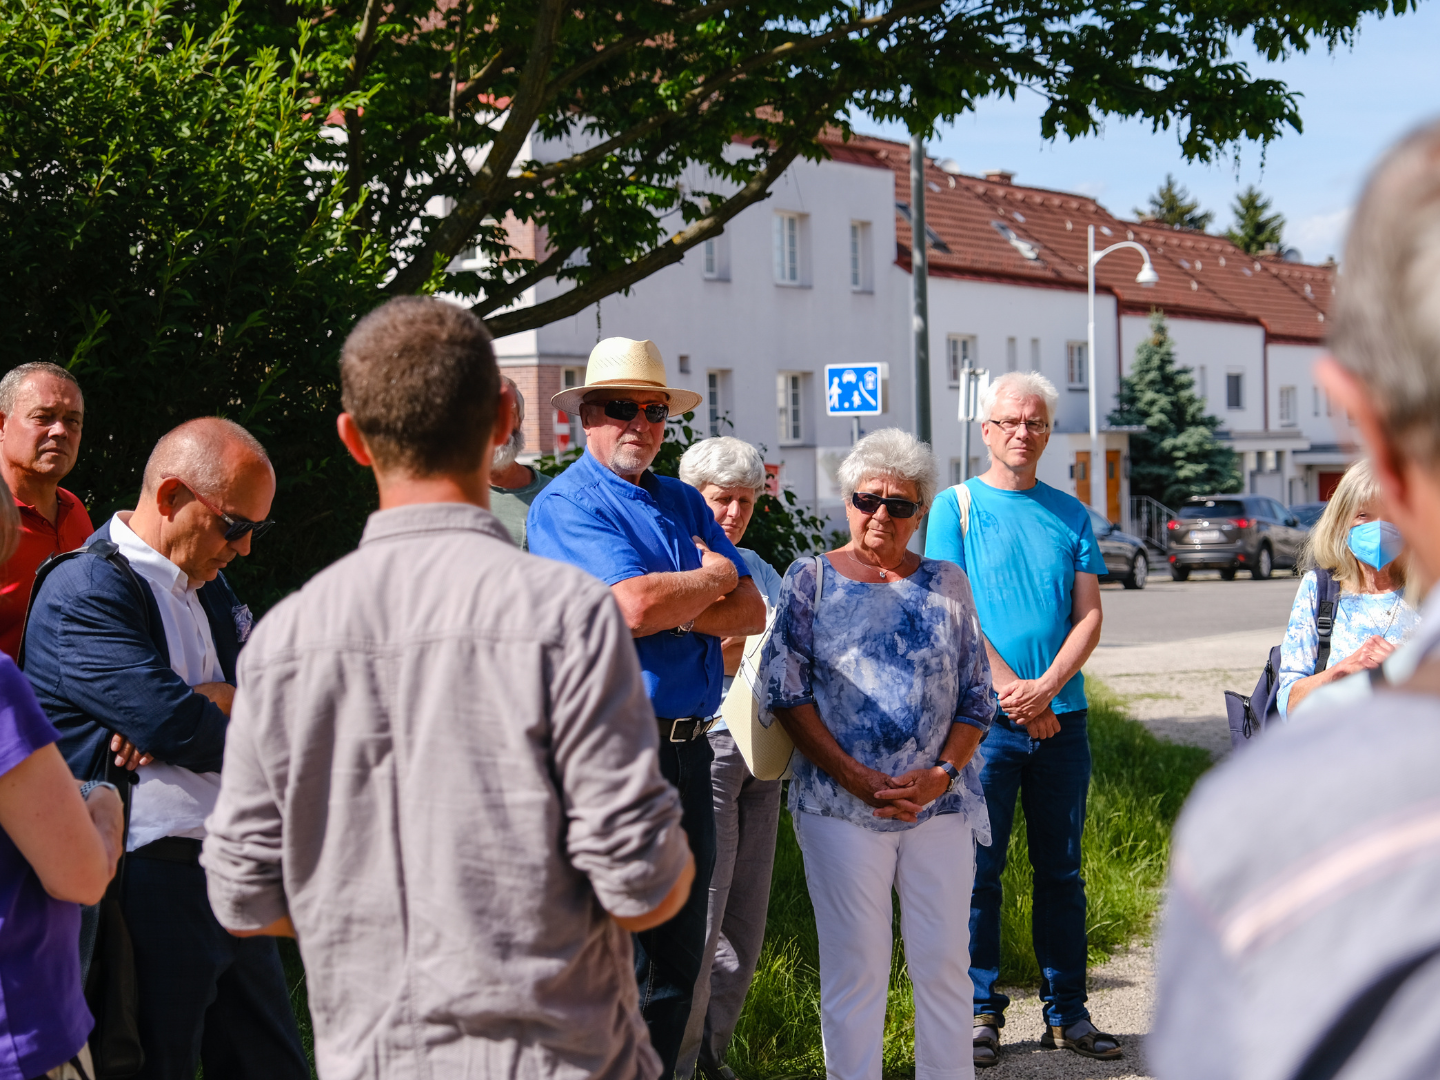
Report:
0,486,122,1080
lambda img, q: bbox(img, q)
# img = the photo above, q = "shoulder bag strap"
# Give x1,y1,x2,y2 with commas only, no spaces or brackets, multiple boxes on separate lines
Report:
18,538,153,671
949,482,972,536
812,553,825,608
1314,568,1340,674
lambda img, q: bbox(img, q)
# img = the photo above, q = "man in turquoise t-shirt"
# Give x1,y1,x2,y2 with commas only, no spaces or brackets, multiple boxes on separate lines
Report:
924,371,1116,1067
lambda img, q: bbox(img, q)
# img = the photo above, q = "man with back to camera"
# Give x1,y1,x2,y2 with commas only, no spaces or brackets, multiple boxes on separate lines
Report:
0,362,92,659
202,298,695,1080
924,370,1117,1067
488,375,552,549
1152,120,1440,1080
527,336,766,1077
22,417,307,1080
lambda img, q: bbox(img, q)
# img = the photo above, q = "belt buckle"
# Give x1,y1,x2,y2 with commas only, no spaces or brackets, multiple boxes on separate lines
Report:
669,718,691,743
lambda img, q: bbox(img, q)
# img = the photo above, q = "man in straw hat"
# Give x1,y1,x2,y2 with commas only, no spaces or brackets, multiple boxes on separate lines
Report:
528,337,766,1076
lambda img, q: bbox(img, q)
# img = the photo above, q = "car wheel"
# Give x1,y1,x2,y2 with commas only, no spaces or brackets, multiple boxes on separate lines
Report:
1170,567,1190,582
1220,568,1237,581
1253,546,1273,580
1123,553,1148,590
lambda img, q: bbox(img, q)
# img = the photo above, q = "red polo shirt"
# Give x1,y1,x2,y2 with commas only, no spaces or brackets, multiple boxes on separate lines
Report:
0,488,94,660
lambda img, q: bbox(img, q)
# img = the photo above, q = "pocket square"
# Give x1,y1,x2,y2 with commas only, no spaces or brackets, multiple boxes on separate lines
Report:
233,603,254,644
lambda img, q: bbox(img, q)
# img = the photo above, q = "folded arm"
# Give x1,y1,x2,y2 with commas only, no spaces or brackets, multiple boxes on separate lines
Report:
609,540,742,637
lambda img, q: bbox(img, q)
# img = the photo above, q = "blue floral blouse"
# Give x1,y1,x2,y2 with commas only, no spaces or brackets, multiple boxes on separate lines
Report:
759,555,993,840
1277,570,1421,718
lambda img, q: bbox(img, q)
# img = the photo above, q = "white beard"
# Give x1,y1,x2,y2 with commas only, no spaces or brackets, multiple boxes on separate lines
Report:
492,426,525,471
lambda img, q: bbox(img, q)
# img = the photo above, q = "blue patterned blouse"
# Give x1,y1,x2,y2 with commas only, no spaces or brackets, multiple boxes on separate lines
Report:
759,555,993,839
1277,570,1421,718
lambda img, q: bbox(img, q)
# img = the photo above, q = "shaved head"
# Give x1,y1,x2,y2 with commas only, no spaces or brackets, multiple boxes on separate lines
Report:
141,417,271,500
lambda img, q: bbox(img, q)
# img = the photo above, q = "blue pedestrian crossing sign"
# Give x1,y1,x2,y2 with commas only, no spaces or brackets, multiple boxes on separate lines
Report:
825,363,883,416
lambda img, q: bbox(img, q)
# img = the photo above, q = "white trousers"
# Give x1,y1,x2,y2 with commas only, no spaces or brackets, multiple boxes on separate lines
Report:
795,810,976,1080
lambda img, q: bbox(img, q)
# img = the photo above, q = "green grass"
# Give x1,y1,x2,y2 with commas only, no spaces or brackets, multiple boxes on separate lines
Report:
277,678,1209,1080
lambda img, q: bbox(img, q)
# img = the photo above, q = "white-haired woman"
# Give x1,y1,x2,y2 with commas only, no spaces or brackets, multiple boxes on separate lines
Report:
675,437,785,1080
1278,459,1420,717
759,428,993,1080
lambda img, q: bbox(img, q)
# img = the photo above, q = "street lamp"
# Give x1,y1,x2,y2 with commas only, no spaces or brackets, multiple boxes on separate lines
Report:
1087,224,1157,518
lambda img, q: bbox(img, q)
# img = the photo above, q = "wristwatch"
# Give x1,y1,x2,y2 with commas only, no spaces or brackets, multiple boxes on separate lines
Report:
936,760,961,794
80,779,120,800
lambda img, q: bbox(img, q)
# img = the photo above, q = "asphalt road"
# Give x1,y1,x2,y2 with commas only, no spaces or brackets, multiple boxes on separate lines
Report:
1097,570,1302,646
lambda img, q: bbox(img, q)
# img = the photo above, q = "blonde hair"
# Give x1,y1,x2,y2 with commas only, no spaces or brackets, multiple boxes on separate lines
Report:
1302,459,1406,591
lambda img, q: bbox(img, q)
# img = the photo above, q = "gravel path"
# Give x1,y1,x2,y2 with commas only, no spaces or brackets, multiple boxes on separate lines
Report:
984,945,1156,1078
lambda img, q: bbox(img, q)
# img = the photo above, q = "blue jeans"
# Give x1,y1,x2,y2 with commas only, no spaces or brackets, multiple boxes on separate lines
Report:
969,709,1092,1029
635,732,717,1077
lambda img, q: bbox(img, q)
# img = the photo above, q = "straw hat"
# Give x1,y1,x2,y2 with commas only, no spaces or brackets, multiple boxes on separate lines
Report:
551,337,702,418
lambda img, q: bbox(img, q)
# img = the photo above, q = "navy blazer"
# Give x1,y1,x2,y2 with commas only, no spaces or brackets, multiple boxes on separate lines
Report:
22,519,247,781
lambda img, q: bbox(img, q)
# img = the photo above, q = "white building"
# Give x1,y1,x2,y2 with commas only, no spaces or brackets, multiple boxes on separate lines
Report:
488,131,1353,529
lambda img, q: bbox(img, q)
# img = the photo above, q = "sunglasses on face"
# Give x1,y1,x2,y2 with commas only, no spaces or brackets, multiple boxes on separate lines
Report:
603,399,669,424
850,491,920,519
166,477,276,543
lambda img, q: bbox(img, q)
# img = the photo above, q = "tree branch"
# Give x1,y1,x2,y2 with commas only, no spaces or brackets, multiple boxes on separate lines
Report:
542,1,736,99
472,244,577,317
386,0,566,295
342,0,386,211
453,45,518,114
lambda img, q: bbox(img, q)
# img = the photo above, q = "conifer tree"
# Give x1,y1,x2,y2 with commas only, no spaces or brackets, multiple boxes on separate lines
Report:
1110,311,1241,507
1226,186,1286,254
1137,174,1213,231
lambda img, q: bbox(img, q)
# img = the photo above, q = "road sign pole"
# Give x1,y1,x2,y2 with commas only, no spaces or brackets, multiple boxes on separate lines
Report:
852,416,860,446
910,133,931,448
961,364,974,481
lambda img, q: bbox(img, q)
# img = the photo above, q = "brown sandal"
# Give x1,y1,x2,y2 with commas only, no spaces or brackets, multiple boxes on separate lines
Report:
1041,1023,1123,1060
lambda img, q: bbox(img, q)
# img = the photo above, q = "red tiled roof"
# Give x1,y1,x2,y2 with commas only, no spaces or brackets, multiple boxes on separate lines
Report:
823,132,1334,344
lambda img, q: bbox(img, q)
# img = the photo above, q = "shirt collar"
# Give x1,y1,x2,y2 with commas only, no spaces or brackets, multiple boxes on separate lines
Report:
13,487,75,525
109,512,193,597
359,502,514,547
578,448,660,504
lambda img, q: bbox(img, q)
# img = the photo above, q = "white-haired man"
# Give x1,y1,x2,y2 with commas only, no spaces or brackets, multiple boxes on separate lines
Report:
489,375,552,549
1153,121,1440,1080
924,370,1115,1067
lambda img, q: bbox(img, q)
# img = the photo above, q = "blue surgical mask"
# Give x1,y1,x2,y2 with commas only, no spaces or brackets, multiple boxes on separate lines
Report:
1347,520,1405,570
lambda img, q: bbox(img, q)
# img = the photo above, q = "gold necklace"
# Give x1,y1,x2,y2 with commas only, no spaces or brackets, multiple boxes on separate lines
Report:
845,547,906,580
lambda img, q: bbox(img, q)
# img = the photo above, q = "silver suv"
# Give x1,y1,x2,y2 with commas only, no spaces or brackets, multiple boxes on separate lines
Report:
1166,495,1307,581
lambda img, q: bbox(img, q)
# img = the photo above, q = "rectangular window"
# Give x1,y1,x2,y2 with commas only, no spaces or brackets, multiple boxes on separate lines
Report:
777,372,805,444
1029,337,1040,371
1279,385,1297,426
947,335,975,386
1066,341,1088,389
707,370,732,437
700,234,729,281
1198,365,1208,402
677,353,691,375
1313,386,1321,417
1006,337,1018,373
703,239,717,278
1227,371,1245,410
849,221,873,291
774,212,803,285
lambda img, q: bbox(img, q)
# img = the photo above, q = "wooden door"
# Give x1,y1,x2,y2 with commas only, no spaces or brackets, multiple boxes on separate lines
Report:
1106,449,1122,523
1074,451,1090,506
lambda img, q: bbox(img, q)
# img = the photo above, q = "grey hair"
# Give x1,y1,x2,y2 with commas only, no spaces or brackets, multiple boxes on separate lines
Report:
493,376,527,470
979,370,1059,425
837,428,937,510
0,363,81,416
1330,119,1440,465
679,436,766,494
141,417,271,499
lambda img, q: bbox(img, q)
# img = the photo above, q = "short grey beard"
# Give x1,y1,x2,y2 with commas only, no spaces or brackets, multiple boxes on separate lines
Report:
607,442,655,476
492,426,525,471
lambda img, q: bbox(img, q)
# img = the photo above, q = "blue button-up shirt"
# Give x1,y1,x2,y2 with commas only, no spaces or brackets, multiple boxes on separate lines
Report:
527,449,751,719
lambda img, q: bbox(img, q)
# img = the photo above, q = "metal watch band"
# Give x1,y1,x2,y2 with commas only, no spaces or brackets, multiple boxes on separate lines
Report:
80,779,120,800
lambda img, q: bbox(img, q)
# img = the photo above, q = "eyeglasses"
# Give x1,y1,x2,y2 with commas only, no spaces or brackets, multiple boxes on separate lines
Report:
987,417,1050,435
165,477,275,542
851,491,920,519
603,400,669,424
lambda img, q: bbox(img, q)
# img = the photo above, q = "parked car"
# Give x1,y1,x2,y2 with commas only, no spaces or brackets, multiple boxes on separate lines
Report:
1087,508,1150,589
1166,495,1307,581
1290,501,1327,529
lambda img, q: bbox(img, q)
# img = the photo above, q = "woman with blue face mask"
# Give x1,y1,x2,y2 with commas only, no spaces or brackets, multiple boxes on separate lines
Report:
1277,459,1420,717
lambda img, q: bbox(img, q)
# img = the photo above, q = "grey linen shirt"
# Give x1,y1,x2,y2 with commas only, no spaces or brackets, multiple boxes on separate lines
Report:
202,503,688,1080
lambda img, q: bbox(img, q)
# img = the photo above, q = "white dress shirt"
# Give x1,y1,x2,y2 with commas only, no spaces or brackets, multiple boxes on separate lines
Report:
110,512,226,850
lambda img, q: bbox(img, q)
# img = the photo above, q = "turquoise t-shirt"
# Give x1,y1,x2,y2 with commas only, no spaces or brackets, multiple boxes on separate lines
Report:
924,477,1106,716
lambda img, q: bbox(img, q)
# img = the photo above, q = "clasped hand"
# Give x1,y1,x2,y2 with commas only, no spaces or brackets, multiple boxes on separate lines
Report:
844,762,950,824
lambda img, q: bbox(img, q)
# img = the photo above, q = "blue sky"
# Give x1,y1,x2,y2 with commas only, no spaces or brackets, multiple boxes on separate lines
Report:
860,3,1440,263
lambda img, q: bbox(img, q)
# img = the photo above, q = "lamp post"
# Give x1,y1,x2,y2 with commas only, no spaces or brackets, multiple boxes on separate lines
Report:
1087,225,1158,518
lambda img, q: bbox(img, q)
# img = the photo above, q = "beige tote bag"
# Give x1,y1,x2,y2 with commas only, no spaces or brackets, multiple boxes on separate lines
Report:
722,554,828,781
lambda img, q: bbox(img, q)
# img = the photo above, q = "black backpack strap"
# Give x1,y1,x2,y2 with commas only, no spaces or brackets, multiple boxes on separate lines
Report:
1313,568,1341,674
17,537,152,671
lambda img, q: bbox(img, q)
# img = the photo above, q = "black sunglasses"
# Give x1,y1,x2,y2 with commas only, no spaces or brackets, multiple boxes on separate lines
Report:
851,491,920,519
603,399,670,424
166,477,276,543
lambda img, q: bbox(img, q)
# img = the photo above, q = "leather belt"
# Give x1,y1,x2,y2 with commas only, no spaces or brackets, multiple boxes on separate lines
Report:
659,716,716,743
130,836,203,864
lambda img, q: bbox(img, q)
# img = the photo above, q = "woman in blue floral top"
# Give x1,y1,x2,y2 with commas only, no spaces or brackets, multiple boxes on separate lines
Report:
759,428,992,1080
1279,459,1420,718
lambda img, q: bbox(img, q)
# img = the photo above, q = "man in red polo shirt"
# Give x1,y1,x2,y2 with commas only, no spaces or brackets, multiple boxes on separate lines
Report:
0,363,91,659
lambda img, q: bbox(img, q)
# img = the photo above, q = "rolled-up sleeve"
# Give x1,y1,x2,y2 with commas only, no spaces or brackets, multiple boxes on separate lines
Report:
551,589,688,918
202,648,289,931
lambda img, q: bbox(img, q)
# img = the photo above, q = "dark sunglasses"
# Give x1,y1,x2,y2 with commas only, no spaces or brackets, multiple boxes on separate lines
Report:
166,477,276,542
603,399,669,424
850,491,920,519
